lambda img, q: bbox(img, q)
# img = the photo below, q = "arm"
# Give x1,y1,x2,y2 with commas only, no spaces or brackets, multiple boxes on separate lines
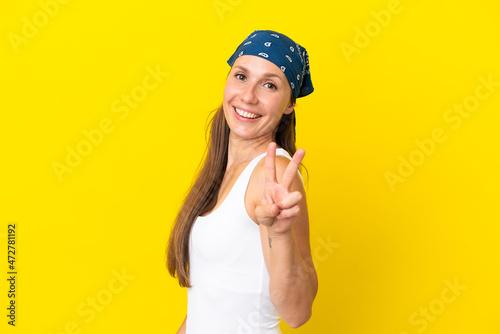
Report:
255,143,318,328
176,315,186,334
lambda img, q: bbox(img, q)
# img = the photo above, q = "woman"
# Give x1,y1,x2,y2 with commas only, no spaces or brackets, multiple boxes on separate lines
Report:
167,30,318,333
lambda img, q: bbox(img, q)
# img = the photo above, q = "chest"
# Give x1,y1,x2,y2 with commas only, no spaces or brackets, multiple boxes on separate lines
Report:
190,164,265,266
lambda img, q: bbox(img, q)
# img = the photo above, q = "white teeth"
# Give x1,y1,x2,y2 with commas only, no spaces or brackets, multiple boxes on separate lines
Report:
235,107,260,119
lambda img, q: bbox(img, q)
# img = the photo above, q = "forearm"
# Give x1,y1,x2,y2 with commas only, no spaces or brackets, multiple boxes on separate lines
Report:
267,229,318,328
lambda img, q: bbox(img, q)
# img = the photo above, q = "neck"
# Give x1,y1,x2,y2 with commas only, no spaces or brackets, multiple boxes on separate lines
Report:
226,133,279,168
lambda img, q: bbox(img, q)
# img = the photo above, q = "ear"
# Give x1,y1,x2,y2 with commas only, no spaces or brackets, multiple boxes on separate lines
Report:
283,100,296,115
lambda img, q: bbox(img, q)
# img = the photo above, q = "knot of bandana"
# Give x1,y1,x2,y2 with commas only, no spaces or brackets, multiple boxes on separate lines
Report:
227,30,314,99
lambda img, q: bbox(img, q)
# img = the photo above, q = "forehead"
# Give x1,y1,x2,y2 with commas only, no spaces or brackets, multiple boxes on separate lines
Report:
232,55,287,81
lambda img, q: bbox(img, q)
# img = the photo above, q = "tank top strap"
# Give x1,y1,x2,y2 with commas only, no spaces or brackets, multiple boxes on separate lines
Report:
229,150,268,198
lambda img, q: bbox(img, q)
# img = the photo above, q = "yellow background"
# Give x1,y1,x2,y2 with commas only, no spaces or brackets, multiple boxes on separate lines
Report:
1,0,499,333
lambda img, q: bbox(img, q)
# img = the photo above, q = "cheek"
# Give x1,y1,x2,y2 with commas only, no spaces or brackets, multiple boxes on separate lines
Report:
263,99,286,117
223,81,238,100
223,86,229,102
222,93,233,118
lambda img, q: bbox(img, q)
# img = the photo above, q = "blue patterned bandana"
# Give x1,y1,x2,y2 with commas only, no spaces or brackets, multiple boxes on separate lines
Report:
227,30,314,99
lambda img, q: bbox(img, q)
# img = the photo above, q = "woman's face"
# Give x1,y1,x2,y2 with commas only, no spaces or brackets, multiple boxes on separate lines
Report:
223,55,295,142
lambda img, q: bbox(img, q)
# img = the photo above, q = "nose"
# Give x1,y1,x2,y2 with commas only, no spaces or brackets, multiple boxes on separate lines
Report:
240,81,258,104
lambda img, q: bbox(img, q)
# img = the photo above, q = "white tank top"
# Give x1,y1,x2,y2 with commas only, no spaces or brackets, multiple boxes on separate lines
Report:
186,148,303,334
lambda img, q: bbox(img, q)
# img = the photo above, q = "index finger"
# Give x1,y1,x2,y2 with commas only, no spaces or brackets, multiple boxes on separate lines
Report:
265,142,277,186
280,148,305,190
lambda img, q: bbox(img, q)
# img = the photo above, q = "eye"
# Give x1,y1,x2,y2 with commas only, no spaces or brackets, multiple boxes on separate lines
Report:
265,82,277,90
235,73,246,81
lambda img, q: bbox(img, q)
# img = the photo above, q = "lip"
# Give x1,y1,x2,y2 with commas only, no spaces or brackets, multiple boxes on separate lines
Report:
233,106,262,121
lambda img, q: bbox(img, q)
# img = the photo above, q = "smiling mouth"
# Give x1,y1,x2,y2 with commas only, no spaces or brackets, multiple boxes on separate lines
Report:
234,106,262,119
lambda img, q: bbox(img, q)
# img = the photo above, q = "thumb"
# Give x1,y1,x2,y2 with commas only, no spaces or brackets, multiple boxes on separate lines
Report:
255,202,280,226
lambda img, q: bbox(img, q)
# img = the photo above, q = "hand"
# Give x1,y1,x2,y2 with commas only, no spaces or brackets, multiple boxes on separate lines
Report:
255,142,305,236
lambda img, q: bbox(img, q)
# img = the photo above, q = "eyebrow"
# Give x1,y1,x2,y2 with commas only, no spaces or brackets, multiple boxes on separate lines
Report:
233,65,283,82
